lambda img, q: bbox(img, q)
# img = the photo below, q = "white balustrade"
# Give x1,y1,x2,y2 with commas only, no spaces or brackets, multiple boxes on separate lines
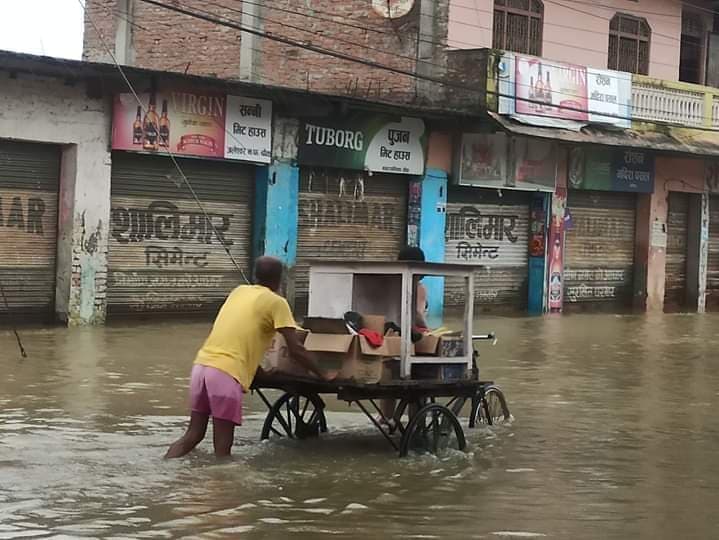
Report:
631,83,705,127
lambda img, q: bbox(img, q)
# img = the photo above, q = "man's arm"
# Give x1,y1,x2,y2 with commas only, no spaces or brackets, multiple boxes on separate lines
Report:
277,327,331,380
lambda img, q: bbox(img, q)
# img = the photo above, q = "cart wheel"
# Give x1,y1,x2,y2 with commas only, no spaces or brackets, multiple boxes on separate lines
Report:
475,386,511,426
260,392,327,440
399,403,466,457
392,398,424,435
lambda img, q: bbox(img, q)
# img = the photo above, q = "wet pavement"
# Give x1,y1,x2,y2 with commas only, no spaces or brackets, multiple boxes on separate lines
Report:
1,313,719,539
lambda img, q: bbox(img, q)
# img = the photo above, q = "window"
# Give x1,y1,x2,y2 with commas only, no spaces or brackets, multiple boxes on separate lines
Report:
608,13,651,75
679,10,705,84
493,0,544,56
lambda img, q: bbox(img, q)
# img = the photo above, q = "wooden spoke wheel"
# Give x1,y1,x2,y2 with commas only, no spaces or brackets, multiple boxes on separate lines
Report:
474,385,511,426
260,392,328,440
399,403,466,457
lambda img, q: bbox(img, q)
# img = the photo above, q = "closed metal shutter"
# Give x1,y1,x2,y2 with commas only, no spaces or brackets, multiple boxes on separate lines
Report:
108,152,253,315
444,189,530,312
564,190,636,310
0,140,60,320
294,168,407,316
707,195,719,310
664,192,689,311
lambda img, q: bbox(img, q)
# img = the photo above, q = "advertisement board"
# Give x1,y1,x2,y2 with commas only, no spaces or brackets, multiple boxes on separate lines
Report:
297,115,426,175
112,90,272,163
499,53,631,129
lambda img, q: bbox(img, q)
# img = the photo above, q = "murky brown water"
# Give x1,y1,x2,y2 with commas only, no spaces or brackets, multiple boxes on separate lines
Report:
1,313,719,539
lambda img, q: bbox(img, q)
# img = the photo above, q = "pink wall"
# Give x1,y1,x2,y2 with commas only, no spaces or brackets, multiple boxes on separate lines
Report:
449,0,682,81
640,156,704,311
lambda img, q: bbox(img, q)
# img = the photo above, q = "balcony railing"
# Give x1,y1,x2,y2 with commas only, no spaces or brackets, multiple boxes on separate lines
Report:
632,76,719,129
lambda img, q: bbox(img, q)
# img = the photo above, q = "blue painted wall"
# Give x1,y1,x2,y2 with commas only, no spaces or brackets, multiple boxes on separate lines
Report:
419,168,448,327
527,192,550,314
253,161,299,266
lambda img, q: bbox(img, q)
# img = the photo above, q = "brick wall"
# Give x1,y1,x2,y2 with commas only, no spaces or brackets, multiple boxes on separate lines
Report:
82,0,450,103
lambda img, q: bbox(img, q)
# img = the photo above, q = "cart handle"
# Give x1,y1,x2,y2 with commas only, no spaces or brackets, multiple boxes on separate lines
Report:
472,333,497,345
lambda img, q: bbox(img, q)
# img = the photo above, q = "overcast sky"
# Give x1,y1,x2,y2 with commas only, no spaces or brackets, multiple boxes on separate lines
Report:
0,0,84,59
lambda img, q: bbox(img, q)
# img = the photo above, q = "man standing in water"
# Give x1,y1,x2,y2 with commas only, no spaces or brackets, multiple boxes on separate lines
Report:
166,256,328,458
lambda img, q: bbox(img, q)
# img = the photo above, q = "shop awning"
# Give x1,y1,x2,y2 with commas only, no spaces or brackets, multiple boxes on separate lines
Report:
489,112,719,158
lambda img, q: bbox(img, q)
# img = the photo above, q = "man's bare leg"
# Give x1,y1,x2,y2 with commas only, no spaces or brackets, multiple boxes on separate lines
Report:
165,411,209,458
212,417,235,457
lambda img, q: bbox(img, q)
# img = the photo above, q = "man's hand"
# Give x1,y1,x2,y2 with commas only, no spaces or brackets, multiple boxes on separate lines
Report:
321,370,338,383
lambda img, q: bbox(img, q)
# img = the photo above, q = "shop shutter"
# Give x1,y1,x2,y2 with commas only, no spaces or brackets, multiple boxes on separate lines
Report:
664,192,689,310
564,190,636,310
707,195,719,310
0,140,60,320
294,168,408,316
444,189,530,312
108,152,253,315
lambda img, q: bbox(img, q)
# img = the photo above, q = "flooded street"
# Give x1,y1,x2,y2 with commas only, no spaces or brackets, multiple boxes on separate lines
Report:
2,313,719,539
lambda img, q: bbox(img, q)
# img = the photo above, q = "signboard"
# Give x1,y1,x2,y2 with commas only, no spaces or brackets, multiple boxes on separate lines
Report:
112,90,272,163
456,133,507,187
499,53,631,129
515,56,588,121
297,115,426,175
456,133,555,192
512,137,556,191
547,187,567,312
569,147,654,193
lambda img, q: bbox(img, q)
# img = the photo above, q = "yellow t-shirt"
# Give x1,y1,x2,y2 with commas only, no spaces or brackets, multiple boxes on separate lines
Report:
194,285,296,390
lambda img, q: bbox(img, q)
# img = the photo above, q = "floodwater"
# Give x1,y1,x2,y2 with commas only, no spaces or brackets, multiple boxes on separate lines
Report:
1,313,719,539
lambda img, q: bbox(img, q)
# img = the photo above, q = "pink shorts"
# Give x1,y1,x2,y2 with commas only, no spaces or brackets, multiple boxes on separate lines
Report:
189,364,244,425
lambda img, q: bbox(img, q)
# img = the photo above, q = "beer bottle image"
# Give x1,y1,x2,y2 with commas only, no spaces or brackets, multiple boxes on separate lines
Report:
142,93,160,151
529,76,535,100
549,237,562,308
132,106,143,145
159,99,170,148
545,71,552,104
535,63,544,111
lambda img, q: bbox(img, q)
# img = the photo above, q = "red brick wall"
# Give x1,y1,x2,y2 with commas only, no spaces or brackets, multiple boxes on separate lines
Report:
82,0,448,102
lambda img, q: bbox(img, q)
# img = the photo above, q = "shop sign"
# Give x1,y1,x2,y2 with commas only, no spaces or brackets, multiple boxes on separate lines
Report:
512,137,556,191
499,53,631,129
297,115,426,175
456,133,556,192
112,90,272,163
445,205,523,266
456,133,507,188
569,147,654,193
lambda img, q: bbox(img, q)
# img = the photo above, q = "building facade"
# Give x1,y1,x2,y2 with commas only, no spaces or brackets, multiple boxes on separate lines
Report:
82,0,449,104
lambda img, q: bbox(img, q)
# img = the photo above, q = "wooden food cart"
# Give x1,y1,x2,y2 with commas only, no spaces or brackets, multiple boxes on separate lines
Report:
252,261,510,457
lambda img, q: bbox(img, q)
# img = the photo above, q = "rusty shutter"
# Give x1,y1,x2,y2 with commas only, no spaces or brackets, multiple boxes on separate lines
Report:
664,192,690,311
294,168,408,316
707,195,719,310
564,190,636,310
444,188,530,313
107,152,253,315
0,140,60,321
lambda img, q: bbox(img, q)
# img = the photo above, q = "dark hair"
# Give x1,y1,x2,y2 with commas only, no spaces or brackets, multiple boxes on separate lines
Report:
254,256,284,290
398,245,425,262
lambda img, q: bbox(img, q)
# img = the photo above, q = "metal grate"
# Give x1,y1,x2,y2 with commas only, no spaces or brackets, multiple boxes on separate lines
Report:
608,13,651,75
492,0,543,55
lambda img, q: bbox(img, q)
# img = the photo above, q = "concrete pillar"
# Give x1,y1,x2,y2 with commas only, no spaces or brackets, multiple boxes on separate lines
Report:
115,0,135,65
252,160,299,266
239,0,262,82
687,192,710,312
416,0,447,103
64,146,112,326
417,168,448,327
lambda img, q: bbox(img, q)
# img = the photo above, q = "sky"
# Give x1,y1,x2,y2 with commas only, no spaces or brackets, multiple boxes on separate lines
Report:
0,0,84,59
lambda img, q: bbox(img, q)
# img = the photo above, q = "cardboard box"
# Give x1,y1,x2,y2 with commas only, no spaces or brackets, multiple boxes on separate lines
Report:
303,333,399,383
262,329,310,376
414,334,440,355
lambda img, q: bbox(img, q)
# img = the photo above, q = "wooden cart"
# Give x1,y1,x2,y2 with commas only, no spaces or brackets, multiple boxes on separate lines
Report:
252,261,511,457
